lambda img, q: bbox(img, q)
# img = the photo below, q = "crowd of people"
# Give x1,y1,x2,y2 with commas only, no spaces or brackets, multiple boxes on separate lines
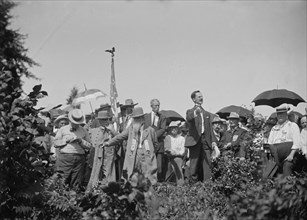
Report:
34,90,307,191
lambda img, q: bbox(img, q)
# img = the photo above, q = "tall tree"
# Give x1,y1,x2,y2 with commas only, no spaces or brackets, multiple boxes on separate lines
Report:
0,0,38,81
0,1,49,218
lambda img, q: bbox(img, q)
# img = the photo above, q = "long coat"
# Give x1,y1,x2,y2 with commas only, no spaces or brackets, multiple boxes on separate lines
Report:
184,106,216,149
108,126,158,184
144,112,167,153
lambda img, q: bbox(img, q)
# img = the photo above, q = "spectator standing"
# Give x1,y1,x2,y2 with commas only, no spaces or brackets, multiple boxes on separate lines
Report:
268,104,301,176
164,121,185,185
300,115,307,157
50,114,69,160
144,99,167,182
54,109,92,189
87,111,117,189
222,112,247,159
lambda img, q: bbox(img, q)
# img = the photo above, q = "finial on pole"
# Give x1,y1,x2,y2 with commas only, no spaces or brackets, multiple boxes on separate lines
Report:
105,47,115,57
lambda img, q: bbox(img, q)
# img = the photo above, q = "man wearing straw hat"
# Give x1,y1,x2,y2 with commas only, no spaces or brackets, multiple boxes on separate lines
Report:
54,109,92,189
268,104,301,176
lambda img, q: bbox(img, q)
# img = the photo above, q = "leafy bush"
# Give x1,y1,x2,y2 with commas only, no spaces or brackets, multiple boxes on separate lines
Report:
227,174,307,220
30,172,156,220
0,79,51,218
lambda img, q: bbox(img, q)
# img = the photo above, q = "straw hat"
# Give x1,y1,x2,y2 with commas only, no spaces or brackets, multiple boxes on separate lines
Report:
212,116,223,124
168,121,181,127
228,112,240,119
68,109,85,125
276,104,292,114
54,114,69,126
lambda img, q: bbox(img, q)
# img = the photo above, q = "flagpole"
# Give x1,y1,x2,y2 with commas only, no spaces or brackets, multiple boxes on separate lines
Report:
106,47,119,131
83,83,94,114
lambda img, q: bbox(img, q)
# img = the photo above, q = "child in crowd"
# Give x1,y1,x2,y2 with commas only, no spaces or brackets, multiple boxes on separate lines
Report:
164,121,186,186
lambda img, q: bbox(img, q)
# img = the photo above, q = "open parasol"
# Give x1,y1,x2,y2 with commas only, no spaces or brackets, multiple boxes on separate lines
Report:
252,89,305,108
72,89,107,105
216,105,252,119
160,110,185,125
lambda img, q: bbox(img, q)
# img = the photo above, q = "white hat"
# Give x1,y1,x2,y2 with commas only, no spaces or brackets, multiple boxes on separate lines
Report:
68,109,85,125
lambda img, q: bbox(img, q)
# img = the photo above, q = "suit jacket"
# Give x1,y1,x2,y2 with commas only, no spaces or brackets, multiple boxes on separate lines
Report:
223,126,247,158
184,106,216,149
144,112,167,153
108,126,158,184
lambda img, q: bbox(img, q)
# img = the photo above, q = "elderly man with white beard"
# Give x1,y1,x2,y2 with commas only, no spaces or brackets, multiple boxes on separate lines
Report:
102,107,158,184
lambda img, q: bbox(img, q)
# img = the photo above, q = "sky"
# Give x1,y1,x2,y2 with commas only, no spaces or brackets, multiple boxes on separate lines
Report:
11,0,307,118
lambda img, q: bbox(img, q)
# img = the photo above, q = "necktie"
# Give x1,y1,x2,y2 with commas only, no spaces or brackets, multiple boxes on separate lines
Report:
152,114,156,126
201,112,205,134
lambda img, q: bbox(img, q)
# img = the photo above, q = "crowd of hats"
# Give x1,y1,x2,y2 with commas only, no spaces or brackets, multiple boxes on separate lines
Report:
41,100,306,129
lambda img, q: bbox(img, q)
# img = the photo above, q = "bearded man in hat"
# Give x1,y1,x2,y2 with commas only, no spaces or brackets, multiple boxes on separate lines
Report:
113,99,139,181
222,112,247,159
144,98,167,182
268,104,301,176
87,111,117,189
54,109,92,189
185,90,217,182
102,107,158,185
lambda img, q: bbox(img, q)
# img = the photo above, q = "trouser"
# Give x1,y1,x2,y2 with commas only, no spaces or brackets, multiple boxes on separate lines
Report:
115,144,125,182
57,153,85,189
165,156,184,185
134,147,158,184
156,153,166,182
269,142,293,177
189,140,212,182
103,145,116,183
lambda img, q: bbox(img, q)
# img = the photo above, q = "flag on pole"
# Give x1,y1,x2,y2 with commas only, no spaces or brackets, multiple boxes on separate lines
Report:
110,56,119,121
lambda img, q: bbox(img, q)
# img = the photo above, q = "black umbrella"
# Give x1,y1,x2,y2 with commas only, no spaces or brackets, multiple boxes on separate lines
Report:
252,89,305,108
159,110,185,123
216,105,252,119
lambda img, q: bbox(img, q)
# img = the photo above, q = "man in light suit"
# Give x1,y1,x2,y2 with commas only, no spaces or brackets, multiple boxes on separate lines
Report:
185,90,217,182
144,99,167,182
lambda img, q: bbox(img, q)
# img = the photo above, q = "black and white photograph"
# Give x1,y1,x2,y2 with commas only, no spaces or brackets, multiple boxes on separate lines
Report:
1,0,306,219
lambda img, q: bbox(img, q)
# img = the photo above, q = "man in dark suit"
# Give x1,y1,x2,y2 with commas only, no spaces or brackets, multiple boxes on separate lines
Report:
185,90,217,182
144,99,167,182
222,112,247,158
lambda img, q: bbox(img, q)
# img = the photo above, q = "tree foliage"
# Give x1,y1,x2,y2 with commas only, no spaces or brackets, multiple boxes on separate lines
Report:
66,86,79,105
0,1,50,218
0,0,38,79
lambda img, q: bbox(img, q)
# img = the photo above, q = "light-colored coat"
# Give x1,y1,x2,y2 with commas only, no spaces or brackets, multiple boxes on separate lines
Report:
108,126,158,184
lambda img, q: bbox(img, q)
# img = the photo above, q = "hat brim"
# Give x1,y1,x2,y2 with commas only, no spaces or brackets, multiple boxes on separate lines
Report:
68,113,85,125
54,116,69,125
212,120,223,124
97,116,112,119
121,103,138,108
131,113,145,118
228,116,240,119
